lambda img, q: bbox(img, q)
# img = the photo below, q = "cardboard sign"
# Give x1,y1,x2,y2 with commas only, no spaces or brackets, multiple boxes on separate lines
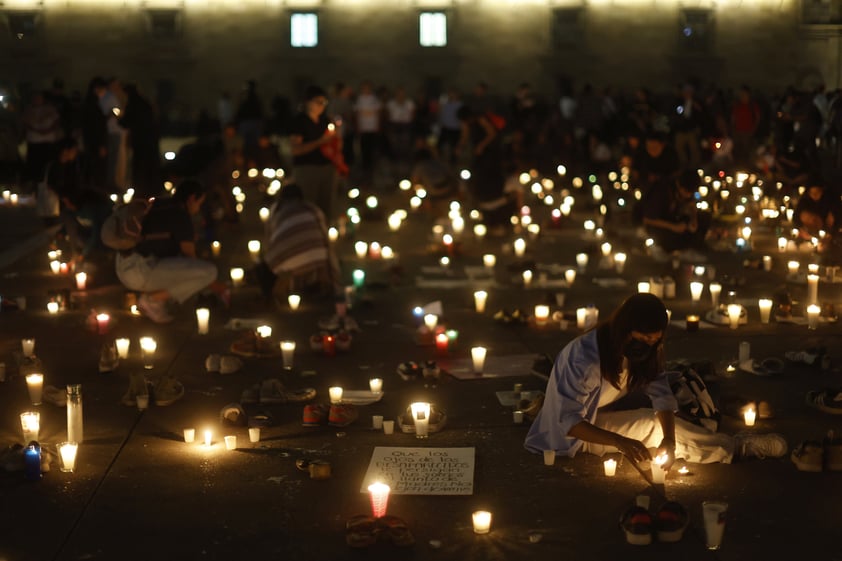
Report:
360,447,475,495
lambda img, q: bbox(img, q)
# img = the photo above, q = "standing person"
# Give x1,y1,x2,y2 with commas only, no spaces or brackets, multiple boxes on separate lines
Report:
329,82,356,168
97,78,128,192
525,293,787,465
289,86,338,222
120,84,163,197
672,84,704,169
385,86,416,171
235,80,264,168
21,91,64,189
81,77,108,192
353,81,383,184
436,88,463,164
730,86,761,168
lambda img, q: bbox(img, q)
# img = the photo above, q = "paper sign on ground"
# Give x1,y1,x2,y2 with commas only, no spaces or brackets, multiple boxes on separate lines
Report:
360,447,475,495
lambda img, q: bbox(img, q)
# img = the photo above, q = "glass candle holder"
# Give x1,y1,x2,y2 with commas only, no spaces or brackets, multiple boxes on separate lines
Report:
26,373,44,405
139,337,157,369
410,402,431,438
329,386,344,404
196,308,210,335
280,341,296,370
471,346,487,373
57,441,78,473
368,482,391,518
21,411,40,442
472,511,492,534
115,338,130,359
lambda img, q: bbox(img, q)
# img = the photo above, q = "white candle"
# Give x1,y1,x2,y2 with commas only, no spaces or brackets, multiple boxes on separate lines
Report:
604,458,617,477
762,255,772,271
709,282,722,308
196,308,210,335
565,269,576,285
614,252,627,273
259,207,270,222
576,307,588,329
211,240,221,257
139,336,157,369
204,429,213,447
354,241,368,259
600,242,612,257
410,402,431,438
690,281,704,303
50,260,61,274
369,378,383,394
473,224,486,239
744,407,756,427
807,304,821,329
20,411,40,442
115,338,130,359
808,263,820,274
256,325,272,339
483,254,496,268
513,238,526,257
248,240,261,262
576,252,589,273
58,441,78,473
472,511,492,534
637,281,650,294
758,298,773,324
651,452,669,484
474,290,488,313
329,386,344,404
807,274,819,305
47,301,59,314
280,340,295,370
229,267,244,286
75,272,87,291
368,482,391,518
249,427,261,443
224,435,237,451
21,338,35,358
522,270,533,288
424,314,438,331
471,346,487,373
787,260,800,276
287,294,301,311
25,373,44,405
727,304,742,329
534,305,550,326
328,227,339,242
777,237,787,252
183,428,196,443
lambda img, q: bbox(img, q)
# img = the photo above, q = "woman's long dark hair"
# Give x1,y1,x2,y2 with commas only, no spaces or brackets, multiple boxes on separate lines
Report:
595,293,668,392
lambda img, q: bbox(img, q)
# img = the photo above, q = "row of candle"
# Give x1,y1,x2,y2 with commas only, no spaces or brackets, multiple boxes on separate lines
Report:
18,411,79,472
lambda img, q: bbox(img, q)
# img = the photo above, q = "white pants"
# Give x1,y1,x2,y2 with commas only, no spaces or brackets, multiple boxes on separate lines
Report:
116,252,217,304
583,408,735,464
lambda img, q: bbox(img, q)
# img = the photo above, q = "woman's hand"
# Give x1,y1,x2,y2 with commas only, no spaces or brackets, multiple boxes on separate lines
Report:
616,436,652,464
656,438,676,471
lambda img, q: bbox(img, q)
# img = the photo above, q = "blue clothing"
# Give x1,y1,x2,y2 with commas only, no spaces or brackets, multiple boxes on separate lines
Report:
524,330,678,456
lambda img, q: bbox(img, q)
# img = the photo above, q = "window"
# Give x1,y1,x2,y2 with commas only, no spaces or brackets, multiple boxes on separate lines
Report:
551,8,583,50
5,11,39,40
419,12,446,47
290,12,318,48
679,8,713,52
146,9,181,38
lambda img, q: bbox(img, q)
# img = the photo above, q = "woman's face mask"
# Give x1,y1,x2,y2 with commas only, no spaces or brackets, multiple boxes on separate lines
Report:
623,333,661,363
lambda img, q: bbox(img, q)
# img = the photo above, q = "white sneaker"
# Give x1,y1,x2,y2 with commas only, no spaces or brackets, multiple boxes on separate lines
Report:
735,432,787,459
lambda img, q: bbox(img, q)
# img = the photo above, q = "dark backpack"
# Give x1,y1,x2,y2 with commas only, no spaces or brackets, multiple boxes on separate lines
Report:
666,361,720,432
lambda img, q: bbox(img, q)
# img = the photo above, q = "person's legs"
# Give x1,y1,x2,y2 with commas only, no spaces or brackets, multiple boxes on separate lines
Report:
140,257,218,303
583,408,735,463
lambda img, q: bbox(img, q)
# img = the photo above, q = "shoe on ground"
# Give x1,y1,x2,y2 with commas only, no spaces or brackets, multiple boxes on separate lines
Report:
303,403,330,427
230,330,280,358
785,348,826,366
791,440,824,472
396,361,422,381
655,501,689,543
219,355,243,375
806,389,842,415
98,342,120,373
318,314,360,333
220,403,247,426
735,432,787,460
42,385,67,407
619,505,653,546
154,375,185,406
328,404,359,427
205,354,221,372
137,294,174,324
121,372,149,407
259,378,316,404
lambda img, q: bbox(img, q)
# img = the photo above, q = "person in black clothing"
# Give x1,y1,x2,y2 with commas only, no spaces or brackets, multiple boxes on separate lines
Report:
642,170,711,253
80,77,108,192
235,80,264,168
120,84,163,197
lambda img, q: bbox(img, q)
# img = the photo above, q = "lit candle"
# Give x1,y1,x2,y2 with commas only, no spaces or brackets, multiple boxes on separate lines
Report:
256,325,272,339
436,332,449,354
651,452,669,484
209,240,222,258
534,305,550,326
513,238,526,257
204,429,213,447
472,510,492,534
329,386,344,404
115,338,130,359
229,267,244,286
369,378,383,394
483,254,496,268
522,269,533,288
777,236,787,252
47,301,59,314
690,281,704,303
604,458,617,477
183,428,196,443
352,269,365,288
58,441,78,473
727,304,742,329
473,224,487,239
686,314,700,332
139,336,157,369
50,260,61,274
75,272,87,291
20,411,40,442
275,340,295,370
21,338,35,358
368,482,391,518
60,262,69,274
807,274,819,305
248,240,261,262
424,313,438,331
787,260,800,276
744,406,756,427
637,281,650,294
224,435,237,451
807,304,821,329
249,427,261,443
410,402,431,438
564,269,576,285
471,346,487,373
576,252,589,273
600,242,612,257
96,313,110,335
762,255,772,272
709,282,722,308
576,307,588,329
369,241,382,259
328,227,339,242
381,246,394,259
614,252,627,273
354,241,368,259
287,294,301,311
26,373,44,405
196,308,210,334
758,298,773,324
808,263,820,274
474,290,488,313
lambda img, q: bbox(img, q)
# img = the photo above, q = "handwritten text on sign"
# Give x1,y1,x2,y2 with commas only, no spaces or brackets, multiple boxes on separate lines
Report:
360,447,475,495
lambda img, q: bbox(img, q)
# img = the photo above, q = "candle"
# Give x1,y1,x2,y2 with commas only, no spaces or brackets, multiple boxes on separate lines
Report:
474,290,488,313
576,252,589,273
651,452,669,484
471,346,487,373
115,338,130,359
513,410,524,424
483,254,496,268
807,304,821,329
534,305,550,326
686,314,700,332
564,269,576,285
762,255,772,272
369,241,382,259
224,435,237,451
410,402,431,438
229,267,244,286
256,325,272,339
777,237,787,252
576,307,588,329
50,260,61,274
20,411,40,442
352,269,365,288
727,304,742,329
368,482,391,518
211,241,221,257
637,281,650,294
424,314,438,331
26,373,44,405
369,378,383,394
614,252,627,273
60,262,69,274
196,308,210,334
354,241,368,259
649,278,664,299
47,301,59,314
75,272,87,291
600,242,612,257
329,386,344,404
690,281,704,303
21,338,35,358
513,238,526,257
280,340,296,370
328,227,339,242
96,313,110,335
472,511,492,534
184,428,196,443
323,334,336,356
473,224,487,239
435,332,449,354
758,298,773,324
58,441,78,473
604,458,617,477
787,260,800,276
522,270,533,288
744,406,756,427
287,294,301,311
139,336,157,369
381,246,394,259
249,427,261,443
204,429,213,447
248,240,261,262
709,282,722,308
808,263,820,274
807,274,819,305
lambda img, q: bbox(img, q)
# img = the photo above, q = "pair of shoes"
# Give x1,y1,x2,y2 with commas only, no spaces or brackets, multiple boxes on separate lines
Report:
302,403,330,427
619,497,689,545
98,342,120,373
493,309,527,325
422,360,440,380
259,379,316,404
806,389,842,414
42,385,67,407
785,347,827,367
137,294,174,324
229,330,281,358
318,314,361,333
344,515,415,548
205,354,243,375
304,403,359,427
121,372,149,407
734,432,787,460
153,375,185,406
791,430,842,471
740,357,785,377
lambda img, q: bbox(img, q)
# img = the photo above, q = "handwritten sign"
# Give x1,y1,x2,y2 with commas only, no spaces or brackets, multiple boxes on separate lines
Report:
360,447,475,495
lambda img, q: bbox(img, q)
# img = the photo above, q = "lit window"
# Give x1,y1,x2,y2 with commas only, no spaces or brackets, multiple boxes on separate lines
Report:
290,12,318,48
419,12,446,47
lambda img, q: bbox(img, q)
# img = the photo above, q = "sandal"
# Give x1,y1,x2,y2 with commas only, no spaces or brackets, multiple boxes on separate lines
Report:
346,515,378,548
397,361,422,381
806,388,842,415
377,515,415,547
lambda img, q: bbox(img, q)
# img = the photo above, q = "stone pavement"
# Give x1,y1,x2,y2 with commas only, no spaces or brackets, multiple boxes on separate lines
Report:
0,175,841,561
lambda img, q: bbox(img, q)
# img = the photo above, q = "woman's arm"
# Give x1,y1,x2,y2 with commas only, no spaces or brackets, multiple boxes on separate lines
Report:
568,420,651,463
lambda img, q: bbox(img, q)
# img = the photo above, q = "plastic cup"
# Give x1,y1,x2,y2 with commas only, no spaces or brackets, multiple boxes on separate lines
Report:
249,428,261,443
382,420,395,435
702,501,728,550
372,415,384,430
136,394,149,411
543,450,555,466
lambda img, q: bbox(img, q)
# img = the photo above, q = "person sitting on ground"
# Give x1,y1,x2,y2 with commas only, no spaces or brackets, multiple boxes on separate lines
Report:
793,181,841,243
114,179,229,323
253,180,341,308
642,169,711,257
409,147,458,220
60,188,113,270
524,293,787,465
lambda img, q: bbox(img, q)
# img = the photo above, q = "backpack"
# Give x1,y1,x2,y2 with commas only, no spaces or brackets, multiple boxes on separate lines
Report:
666,361,720,432
100,198,154,250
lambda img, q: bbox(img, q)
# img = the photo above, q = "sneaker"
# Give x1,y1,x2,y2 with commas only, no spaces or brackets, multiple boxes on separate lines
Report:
205,354,221,373
785,347,826,366
791,440,824,472
422,360,440,380
98,342,120,373
137,294,173,324
121,372,149,407
735,432,787,460
396,361,422,381
655,502,689,543
220,403,247,426
328,404,359,427
302,403,330,427
259,379,316,404
806,389,842,415
619,505,653,546
153,375,185,406
42,385,67,407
